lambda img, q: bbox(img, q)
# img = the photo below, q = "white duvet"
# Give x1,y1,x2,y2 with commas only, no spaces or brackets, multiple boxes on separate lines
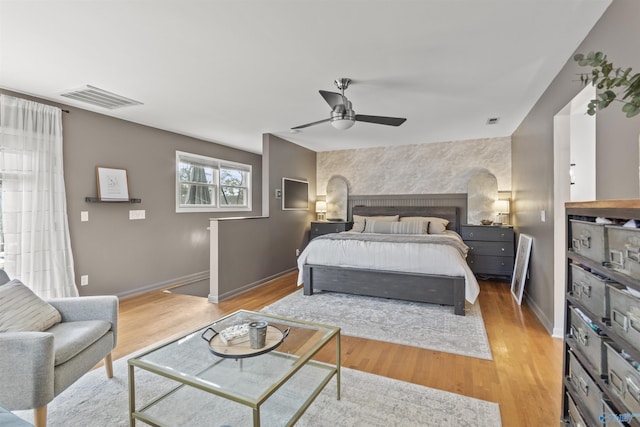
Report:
297,230,480,304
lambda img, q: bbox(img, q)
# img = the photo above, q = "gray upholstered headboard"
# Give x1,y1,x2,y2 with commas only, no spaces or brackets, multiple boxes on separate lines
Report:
351,205,460,233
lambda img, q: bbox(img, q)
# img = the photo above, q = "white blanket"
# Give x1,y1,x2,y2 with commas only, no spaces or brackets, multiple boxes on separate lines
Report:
297,231,480,304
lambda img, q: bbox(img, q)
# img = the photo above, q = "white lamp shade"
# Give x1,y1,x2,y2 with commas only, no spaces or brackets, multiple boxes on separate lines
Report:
495,199,510,214
315,201,327,213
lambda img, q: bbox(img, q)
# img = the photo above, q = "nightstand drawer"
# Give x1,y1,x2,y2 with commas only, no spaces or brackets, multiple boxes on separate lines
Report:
467,255,513,275
311,222,351,234
467,241,514,257
460,226,513,242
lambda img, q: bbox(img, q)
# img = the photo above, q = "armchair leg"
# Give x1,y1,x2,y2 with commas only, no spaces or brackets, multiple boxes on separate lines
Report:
104,352,113,378
34,405,46,427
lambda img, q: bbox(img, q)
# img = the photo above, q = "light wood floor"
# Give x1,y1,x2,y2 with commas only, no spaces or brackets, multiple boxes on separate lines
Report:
114,273,563,426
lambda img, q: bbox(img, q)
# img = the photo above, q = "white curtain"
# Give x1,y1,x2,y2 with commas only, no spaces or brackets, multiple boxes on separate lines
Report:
0,94,77,298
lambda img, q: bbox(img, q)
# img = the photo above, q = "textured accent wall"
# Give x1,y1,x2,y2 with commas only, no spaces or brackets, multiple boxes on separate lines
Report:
317,137,511,196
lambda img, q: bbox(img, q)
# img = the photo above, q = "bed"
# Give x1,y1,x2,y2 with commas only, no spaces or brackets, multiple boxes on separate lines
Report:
297,205,480,316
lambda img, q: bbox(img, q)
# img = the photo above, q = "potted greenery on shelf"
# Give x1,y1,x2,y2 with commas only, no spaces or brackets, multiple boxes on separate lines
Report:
574,51,640,117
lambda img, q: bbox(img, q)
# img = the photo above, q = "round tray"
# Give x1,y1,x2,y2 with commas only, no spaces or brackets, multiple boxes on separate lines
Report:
201,324,290,359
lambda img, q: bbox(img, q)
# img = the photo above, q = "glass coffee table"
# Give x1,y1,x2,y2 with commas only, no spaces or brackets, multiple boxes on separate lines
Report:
128,310,340,426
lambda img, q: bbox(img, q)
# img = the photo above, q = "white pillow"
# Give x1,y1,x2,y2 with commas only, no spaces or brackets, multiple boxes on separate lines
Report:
364,220,428,234
0,279,62,332
400,216,449,234
352,214,399,232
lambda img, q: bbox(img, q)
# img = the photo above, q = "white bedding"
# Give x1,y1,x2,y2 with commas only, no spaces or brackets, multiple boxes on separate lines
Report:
297,230,480,304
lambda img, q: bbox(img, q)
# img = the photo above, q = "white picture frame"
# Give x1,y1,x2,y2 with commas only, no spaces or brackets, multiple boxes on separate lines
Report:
96,167,130,201
511,233,533,305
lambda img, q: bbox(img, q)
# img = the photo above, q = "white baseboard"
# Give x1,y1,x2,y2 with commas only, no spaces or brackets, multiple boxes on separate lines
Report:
208,268,297,303
118,270,209,299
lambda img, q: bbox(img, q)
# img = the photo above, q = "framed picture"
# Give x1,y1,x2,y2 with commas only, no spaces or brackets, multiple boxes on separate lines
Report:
511,233,533,305
96,167,130,201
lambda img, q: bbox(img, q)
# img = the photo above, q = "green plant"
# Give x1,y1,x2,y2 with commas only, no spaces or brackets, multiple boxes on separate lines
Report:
574,51,640,117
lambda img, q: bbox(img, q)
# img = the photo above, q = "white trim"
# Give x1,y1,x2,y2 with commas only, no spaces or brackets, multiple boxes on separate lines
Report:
176,150,252,213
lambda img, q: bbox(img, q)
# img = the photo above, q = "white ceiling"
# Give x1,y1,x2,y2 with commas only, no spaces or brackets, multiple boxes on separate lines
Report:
0,0,611,154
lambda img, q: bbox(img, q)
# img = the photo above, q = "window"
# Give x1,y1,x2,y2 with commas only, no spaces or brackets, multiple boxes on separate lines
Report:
176,151,251,213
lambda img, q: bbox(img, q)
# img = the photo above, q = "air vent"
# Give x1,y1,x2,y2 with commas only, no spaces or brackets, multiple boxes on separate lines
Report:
60,85,143,109
486,117,500,125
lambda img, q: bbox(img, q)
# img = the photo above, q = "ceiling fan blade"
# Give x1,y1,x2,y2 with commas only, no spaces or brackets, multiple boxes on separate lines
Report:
355,115,407,126
319,90,346,109
291,118,331,130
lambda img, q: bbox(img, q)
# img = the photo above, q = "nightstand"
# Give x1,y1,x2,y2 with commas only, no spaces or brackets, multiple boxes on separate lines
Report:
460,224,514,280
310,221,353,240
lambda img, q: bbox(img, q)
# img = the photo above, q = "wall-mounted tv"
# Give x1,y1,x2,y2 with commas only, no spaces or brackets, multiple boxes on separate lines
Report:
282,177,309,210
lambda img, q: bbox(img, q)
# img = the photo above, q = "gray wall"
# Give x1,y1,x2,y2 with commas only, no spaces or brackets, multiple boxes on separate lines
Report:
215,134,316,298
511,0,640,331
1,89,262,297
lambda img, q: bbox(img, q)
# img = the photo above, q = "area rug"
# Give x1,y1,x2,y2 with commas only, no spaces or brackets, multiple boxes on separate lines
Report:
261,289,493,360
14,355,501,426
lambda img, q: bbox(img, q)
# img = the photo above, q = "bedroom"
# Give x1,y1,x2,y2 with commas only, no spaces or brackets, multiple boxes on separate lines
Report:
2,0,640,425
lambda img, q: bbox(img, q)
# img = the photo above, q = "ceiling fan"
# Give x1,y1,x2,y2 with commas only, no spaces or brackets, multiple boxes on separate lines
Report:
291,78,407,131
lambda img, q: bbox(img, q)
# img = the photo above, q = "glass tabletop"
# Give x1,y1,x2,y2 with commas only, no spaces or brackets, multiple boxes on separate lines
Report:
129,310,339,404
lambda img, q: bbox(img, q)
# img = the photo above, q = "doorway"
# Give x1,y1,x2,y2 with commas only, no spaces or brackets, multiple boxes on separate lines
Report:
552,85,596,336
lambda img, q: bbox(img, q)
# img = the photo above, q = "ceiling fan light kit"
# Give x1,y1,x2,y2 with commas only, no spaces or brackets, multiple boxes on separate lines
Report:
292,78,406,131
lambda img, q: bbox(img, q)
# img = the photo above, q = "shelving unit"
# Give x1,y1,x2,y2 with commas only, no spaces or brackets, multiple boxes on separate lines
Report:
85,197,142,203
563,200,640,426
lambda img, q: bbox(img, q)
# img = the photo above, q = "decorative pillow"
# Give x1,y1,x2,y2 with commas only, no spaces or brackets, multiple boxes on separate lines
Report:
364,219,429,234
0,279,62,332
400,216,449,234
352,215,399,232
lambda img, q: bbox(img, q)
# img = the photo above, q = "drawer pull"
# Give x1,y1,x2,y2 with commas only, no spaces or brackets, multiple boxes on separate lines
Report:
580,234,591,249
576,327,588,346
500,233,505,237
612,309,629,332
578,376,589,396
627,375,640,403
469,232,474,237
501,247,505,252
610,369,624,394
626,244,640,264
610,249,625,268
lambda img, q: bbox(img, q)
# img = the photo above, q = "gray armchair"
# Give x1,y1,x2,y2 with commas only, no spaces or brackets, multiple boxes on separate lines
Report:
0,271,118,427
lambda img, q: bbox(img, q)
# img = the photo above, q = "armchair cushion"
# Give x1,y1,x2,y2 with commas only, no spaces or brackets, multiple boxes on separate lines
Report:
47,320,112,365
0,280,62,333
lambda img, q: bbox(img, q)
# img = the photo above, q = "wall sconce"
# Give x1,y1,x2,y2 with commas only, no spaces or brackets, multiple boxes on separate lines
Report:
495,199,510,225
315,200,327,221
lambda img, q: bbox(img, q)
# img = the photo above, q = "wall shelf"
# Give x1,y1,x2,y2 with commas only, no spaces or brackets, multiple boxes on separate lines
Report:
85,197,142,203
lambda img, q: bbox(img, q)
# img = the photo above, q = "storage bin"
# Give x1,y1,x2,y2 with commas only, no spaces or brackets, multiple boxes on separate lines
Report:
608,285,640,354
569,306,609,377
570,220,608,264
605,341,640,416
567,350,605,424
570,264,623,321
607,225,640,281
602,400,625,426
566,392,589,427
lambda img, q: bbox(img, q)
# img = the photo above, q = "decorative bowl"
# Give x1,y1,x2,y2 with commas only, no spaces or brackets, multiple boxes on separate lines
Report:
481,219,493,225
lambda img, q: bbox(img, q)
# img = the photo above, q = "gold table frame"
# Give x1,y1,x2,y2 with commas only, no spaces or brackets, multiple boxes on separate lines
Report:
128,310,340,426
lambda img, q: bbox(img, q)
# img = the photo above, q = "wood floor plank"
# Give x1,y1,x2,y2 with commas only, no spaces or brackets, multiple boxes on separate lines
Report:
110,273,562,426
